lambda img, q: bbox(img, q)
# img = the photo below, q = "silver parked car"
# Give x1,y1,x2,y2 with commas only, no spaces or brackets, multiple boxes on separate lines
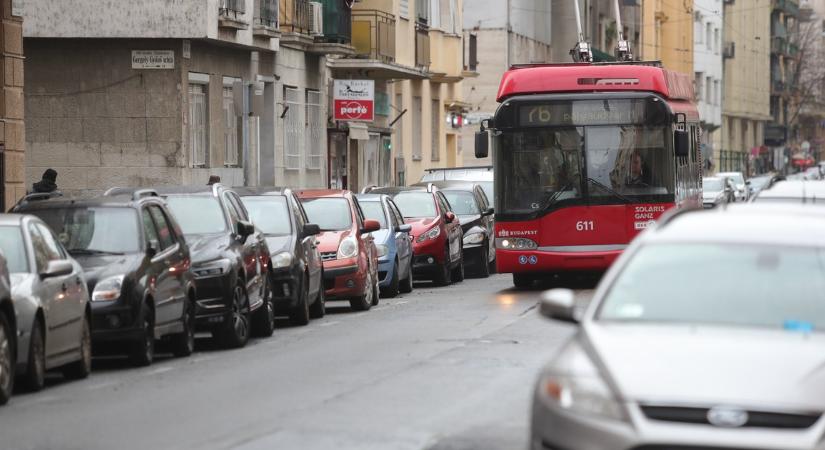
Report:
0,214,91,394
717,171,749,201
532,204,825,450
702,176,735,208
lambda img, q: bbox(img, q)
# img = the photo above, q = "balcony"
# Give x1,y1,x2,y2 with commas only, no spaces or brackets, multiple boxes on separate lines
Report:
788,42,800,57
254,0,280,37
415,23,430,70
317,0,351,44
772,80,789,96
219,0,249,30
786,0,800,16
771,36,787,54
327,9,429,80
280,0,312,35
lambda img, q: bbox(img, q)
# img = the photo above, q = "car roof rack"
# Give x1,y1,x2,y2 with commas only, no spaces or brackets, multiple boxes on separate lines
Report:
424,165,493,172
9,191,64,212
132,189,159,200
103,187,159,201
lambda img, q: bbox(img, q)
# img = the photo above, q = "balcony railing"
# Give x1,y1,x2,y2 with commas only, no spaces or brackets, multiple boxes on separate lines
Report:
220,0,246,19
280,0,312,34
351,10,395,62
255,0,279,29
317,0,351,43
415,24,430,69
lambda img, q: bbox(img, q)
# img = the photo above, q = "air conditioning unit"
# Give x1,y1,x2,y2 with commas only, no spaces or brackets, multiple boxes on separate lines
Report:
723,42,735,59
310,2,324,36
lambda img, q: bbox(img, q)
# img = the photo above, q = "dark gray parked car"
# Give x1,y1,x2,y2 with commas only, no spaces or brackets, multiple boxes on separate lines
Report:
0,214,91,396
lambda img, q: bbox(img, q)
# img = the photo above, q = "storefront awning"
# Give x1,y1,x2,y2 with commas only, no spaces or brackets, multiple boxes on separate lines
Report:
348,122,370,140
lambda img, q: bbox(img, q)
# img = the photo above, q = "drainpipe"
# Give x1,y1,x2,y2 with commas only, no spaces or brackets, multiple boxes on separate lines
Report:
244,51,259,186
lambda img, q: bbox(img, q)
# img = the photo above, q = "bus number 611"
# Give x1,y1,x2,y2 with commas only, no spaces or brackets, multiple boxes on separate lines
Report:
576,221,595,232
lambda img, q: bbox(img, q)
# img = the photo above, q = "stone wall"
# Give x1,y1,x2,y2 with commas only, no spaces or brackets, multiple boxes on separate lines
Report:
2,0,25,208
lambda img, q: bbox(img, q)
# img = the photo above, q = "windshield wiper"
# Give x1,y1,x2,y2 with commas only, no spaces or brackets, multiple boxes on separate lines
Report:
67,248,125,256
586,177,633,204
539,182,574,209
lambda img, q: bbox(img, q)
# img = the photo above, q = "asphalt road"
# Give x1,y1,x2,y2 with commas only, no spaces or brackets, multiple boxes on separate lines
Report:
0,274,592,450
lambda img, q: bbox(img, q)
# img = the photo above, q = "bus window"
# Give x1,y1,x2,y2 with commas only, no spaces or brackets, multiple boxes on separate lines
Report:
585,126,672,197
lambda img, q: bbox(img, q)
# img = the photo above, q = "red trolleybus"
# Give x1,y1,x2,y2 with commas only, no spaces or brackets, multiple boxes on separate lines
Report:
474,62,702,289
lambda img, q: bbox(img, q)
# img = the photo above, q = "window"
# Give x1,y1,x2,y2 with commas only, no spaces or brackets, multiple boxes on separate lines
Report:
412,96,422,160
430,0,441,29
706,76,712,104
223,86,239,166
694,72,703,101
36,207,141,254
0,226,27,273
400,0,409,18
189,83,208,167
431,99,440,161
706,22,712,50
284,87,303,170
149,206,176,250
714,80,721,106
30,223,62,272
306,90,323,170
467,34,478,71
302,198,353,231
164,196,227,235
223,192,242,225
395,94,404,159
714,28,720,54
142,209,160,247
241,196,292,236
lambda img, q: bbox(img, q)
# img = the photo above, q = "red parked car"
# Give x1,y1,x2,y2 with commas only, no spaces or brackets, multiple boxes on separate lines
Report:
368,185,464,286
297,190,381,311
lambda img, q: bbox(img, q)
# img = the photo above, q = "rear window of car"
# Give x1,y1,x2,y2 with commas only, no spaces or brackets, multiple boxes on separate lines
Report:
164,195,228,235
391,192,437,218
301,198,353,231
0,226,28,273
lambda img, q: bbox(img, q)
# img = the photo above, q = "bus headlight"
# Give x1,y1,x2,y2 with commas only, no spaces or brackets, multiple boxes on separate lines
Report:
496,237,537,250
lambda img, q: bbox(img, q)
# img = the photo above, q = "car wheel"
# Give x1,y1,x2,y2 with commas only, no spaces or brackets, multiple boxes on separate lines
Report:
399,261,413,294
130,305,155,367
23,319,45,392
289,275,311,326
63,314,91,380
371,268,380,306
219,283,250,349
513,273,534,290
477,245,491,278
309,278,326,319
488,255,497,275
381,259,400,298
433,248,452,287
171,295,196,357
0,311,13,405
252,276,276,336
349,270,374,311
452,254,465,283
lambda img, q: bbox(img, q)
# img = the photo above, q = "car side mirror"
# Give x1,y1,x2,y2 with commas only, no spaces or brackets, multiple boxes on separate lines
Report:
482,207,495,216
236,220,255,240
540,289,579,324
41,259,73,279
146,239,160,258
674,129,689,158
302,223,321,238
397,224,412,233
444,211,456,223
745,180,751,186
475,130,489,159
362,219,381,233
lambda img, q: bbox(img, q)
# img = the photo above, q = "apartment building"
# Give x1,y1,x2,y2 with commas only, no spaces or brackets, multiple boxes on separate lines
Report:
0,0,23,209
693,0,724,166
764,0,800,172
641,0,694,74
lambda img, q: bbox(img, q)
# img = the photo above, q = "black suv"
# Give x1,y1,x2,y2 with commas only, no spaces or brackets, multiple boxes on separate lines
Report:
235,187,325,326
156,185,272,348
14,190,197,366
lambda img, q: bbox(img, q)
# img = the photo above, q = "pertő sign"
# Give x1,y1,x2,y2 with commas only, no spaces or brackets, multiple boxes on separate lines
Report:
333,80,374,122
132,50,175,69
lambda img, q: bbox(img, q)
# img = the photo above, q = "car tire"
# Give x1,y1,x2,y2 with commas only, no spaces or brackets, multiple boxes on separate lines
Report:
399,261,413,294
23,319,45,392
252,276,276,336
513,273,534,290
452,255,465,283
488,256,497,275
349,270,374,311
381,260,400,298
309,279,325,319
0,311,14,406
433,248,452,287
62,314,92,380
477,245,491,278
218,282,250,349
171,295,196,357
130,304,155,367
289,275,311,326
371,269,380,306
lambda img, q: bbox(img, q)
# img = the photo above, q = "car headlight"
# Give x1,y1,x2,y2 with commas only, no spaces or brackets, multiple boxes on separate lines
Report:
416,226,440,243
463,232,485,245
376,244,389,258
272,252,294,269
337,237,358,259
193,258,232,277
496,237,538,250
537,341,626,422
92,275,125,302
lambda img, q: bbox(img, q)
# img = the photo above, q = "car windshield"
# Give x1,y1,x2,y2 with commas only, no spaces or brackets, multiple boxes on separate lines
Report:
33,207,140,254
359,201,387,229
0,226,28,273
443,191,480,215
164,195,227,235
302,198,353,231
703,178,723,191
392,192,437,218
598,243,825,331
240,196,291,236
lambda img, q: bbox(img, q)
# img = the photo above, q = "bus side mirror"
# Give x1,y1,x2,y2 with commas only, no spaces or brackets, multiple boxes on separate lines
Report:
475,130,489,159
674,130,689,158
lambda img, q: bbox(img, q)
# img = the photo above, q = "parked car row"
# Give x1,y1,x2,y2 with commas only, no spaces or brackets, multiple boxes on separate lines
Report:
0,177,496,405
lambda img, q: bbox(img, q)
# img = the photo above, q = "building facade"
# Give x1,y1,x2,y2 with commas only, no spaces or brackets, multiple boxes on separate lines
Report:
797,0,825,162
765,0,800,172
24,0,348,195
1,0,23,209
640,0,694,75
693,0,724,166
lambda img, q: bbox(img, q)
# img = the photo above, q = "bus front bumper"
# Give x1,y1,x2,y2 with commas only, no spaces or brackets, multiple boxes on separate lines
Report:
495,245,627,274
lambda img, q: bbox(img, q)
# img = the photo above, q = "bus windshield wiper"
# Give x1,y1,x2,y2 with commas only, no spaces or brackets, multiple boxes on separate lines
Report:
540,182,574,209
586,177,633,204
67,248,125,256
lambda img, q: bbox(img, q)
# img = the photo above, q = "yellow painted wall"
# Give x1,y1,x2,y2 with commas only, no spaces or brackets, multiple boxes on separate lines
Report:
641,0,694,74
